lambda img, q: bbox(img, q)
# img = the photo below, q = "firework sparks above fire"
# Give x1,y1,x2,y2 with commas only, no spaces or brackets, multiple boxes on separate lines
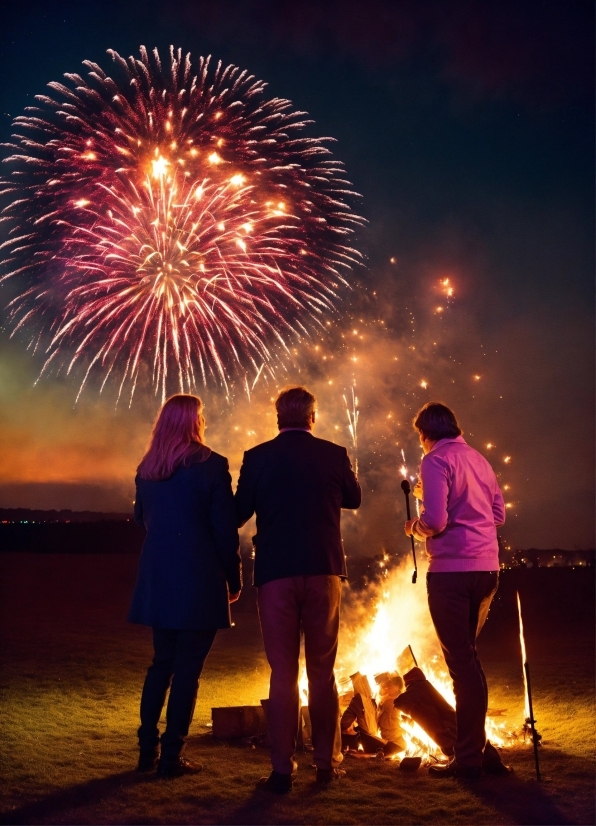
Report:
0,46,363,401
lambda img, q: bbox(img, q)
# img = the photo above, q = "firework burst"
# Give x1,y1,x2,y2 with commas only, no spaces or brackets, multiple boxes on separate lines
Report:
0,46,363,400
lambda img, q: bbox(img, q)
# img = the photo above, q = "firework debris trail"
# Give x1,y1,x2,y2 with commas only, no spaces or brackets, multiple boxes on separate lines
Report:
0,46,364,402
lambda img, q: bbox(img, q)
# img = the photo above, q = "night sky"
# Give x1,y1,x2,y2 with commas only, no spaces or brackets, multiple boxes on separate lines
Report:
0,0,593,551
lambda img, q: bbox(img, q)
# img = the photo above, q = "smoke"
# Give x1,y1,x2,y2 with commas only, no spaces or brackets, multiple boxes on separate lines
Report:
0,254,592,552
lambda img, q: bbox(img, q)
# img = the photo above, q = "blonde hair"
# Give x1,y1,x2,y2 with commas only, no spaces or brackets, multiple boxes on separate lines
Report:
138,394,210,481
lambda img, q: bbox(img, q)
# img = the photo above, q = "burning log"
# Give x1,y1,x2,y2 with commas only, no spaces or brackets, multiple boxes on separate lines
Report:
393,667,457,756
396,645,418,674
349,671,378,735
375,672,407,750
341,672,406,756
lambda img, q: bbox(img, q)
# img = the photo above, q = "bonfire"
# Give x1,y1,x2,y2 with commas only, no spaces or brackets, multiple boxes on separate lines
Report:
327,558,515,765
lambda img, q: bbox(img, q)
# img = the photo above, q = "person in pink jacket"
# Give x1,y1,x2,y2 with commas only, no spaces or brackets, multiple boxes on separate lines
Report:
405,402,511,779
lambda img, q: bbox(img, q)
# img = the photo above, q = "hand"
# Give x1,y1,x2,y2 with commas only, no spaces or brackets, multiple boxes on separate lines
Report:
413,479,423,500
228,590,241,603
404,519,417,537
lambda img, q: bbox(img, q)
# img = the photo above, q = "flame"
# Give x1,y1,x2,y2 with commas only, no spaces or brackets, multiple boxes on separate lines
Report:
331,559,509,760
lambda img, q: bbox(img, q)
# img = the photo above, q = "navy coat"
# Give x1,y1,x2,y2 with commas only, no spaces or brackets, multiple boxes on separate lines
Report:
235,430,361,586
128,450,241,630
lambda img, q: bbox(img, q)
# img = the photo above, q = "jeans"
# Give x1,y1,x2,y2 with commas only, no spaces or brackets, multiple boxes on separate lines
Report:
137,627,217,761
258,575,343,774
427,571,499,768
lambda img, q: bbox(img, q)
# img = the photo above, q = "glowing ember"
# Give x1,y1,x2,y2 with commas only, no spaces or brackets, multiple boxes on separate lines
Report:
0,46,363,401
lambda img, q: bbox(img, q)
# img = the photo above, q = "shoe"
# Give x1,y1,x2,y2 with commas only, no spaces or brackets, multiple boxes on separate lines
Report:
316,768,346,784
428,759,481,780
257,771,293,793
483,741,514,776
136,748,159,773
157,756,203,778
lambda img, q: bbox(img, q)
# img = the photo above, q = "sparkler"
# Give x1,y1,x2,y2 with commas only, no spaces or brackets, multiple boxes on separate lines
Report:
0,46,363,401
400,478,418,584
343,380,359,474
517,592,542,781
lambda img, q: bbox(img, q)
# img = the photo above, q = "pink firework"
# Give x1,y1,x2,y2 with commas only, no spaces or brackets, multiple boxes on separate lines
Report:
0,46,363,400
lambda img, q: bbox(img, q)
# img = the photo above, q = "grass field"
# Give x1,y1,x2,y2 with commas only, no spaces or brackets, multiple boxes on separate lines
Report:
0,553,594,825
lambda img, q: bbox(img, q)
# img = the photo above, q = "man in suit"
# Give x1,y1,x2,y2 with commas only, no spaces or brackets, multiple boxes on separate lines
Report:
235,386,361,792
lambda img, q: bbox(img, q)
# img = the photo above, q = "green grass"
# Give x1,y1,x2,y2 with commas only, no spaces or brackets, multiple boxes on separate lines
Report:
0,553,594,825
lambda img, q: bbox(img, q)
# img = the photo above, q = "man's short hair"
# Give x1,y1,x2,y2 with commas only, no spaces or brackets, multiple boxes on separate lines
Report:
413,402,462,441
275,386,317,429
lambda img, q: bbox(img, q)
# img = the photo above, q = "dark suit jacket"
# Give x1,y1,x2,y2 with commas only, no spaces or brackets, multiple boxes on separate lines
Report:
235,430,361,586
128,451,241,630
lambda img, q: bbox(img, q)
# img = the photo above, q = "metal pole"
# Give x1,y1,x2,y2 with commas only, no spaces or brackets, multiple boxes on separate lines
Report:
524,661,542,781
400,479,418,583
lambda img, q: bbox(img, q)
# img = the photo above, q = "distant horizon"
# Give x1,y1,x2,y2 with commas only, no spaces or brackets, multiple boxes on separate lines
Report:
1,506,593,554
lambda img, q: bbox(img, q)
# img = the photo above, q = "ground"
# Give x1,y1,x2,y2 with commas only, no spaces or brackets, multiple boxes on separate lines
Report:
0,553,594,825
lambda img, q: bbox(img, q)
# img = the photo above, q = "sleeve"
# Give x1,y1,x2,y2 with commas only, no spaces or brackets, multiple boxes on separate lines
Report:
492,483,506,527
413,454,449,539
341,449,362,510
234,452,255,528
210,460,242,593
133,478,144,527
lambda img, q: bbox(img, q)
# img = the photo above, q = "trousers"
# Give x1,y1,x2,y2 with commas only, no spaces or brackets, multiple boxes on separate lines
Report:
427,570,499,768
137,627,216,760
258,574,343,774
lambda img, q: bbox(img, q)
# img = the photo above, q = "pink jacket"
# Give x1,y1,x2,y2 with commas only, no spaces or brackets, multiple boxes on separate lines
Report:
411,436,505,572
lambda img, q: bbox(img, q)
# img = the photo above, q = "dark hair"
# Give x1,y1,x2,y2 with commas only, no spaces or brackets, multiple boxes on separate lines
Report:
275,386,316,429
413,402,462,441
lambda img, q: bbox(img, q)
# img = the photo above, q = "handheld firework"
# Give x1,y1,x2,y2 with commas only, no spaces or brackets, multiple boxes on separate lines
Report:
400,478,418,584
343,381,359,475
517,592,542,781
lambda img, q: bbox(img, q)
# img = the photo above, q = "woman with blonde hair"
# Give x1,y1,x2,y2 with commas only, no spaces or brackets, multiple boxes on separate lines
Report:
129,394,241,778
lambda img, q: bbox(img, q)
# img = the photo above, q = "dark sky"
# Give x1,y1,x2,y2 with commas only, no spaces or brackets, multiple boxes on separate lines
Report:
0,0,593,550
